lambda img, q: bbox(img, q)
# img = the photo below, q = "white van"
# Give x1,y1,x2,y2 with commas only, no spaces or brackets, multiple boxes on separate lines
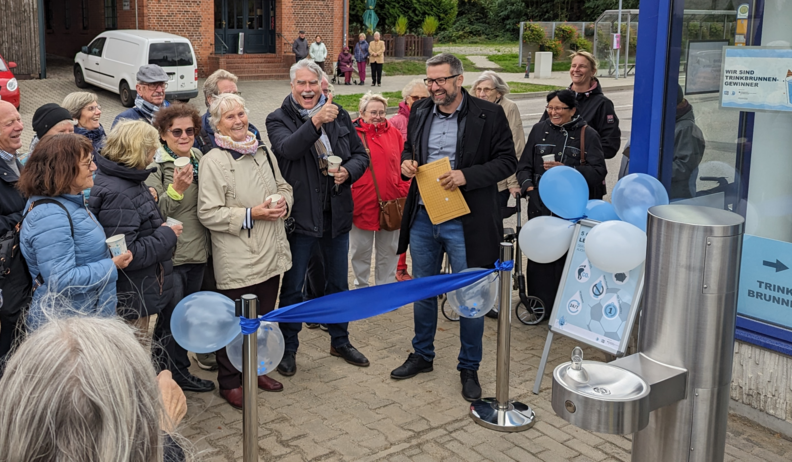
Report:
74,30,199,107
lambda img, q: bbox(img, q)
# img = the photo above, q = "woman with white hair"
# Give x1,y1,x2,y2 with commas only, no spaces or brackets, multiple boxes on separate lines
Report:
471,70,525,207
62,91,106,154
349,92,409,287
0,315,188,461
388,78,429,143
198,92,293,408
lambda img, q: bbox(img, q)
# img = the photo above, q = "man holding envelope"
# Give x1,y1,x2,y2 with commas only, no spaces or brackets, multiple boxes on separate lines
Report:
393,53,517,402
266,59,370,376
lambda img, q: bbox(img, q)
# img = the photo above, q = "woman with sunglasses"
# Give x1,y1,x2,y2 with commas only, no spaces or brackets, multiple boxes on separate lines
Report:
517,89,607,315
145,103,215,393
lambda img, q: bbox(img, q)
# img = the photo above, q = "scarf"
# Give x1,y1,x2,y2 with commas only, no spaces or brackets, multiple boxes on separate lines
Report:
214,132,259,155
289,94,334,162
74,125,107,152
134,95,169,122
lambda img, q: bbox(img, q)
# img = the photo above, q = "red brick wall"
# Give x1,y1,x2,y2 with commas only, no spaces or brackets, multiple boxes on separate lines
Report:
279,0,345,74
117,0,147,30
144,0,214,77
44,0,110,58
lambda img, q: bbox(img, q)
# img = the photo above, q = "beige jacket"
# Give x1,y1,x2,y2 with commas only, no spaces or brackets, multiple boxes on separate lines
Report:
197,145,294,290
369,40,385,64
498,96,525,191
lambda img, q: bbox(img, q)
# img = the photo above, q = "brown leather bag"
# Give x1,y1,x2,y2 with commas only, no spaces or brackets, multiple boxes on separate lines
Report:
360,133,406,231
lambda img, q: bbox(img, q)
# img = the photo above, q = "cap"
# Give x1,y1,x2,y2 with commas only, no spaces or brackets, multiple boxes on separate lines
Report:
299,30,306,34
32,103,74,139
136,64,169,83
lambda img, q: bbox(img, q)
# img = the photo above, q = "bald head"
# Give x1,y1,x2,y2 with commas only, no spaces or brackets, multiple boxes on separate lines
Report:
0,101,24,154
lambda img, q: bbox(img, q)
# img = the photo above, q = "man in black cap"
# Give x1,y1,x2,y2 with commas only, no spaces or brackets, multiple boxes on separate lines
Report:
113,64,171,127
29,103,75,152
292,31,308,62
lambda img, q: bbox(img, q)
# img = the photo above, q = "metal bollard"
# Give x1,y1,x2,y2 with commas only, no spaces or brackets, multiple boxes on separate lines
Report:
240,294,258,462
470,242,536,432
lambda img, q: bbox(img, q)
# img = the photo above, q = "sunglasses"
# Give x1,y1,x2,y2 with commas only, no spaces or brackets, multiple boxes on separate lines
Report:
167,127,196,138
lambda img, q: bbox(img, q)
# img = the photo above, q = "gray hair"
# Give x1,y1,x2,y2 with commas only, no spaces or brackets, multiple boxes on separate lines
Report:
203,69,239,107
0,316,168,461
358,91,388,114
208,93,249,131
471,71,510,96
61,92,98,119
326,82,335,96
426,53,464,75
401,78,428,101
290,59,324,83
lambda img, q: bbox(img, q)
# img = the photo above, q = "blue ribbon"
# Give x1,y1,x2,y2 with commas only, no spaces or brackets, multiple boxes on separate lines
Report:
237,260,514,327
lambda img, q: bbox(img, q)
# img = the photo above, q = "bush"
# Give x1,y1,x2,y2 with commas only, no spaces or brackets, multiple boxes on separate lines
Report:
543,39,564,57
555,24,578,43
523,23,546,44
709,22,724,38
584,23,595,37
687,22,700,38
572,37,593,52
395,16,408,35
422,16,440,36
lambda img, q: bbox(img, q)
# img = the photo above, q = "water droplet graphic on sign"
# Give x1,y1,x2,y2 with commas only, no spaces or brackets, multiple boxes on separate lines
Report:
602,293,621,319
576,259,591,283
591,275,607,300
567,291,583,315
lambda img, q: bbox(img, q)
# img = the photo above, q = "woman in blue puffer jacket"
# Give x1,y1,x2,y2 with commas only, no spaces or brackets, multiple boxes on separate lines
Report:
18,134,133,331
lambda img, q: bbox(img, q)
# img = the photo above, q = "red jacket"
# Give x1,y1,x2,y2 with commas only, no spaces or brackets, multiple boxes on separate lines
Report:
389,101,410,143
352,119,409,231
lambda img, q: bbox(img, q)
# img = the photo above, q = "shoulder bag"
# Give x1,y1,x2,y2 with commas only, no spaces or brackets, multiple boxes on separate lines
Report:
360,133,406,232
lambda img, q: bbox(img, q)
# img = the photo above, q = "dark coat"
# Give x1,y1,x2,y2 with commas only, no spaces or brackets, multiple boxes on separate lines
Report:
112,107,148,128
671,104,705,199
338,52,355,73
89,154,177,319
397,91,518,268
266,95,368,238
0,158,31,315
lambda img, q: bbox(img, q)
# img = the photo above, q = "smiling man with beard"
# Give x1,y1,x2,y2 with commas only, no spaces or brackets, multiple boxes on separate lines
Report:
266,59,370,376
393,53,517,402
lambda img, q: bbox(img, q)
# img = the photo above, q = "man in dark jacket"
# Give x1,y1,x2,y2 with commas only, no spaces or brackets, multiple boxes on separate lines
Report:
392,54,517,402
113,65,171,128
292,31,309,62
266,59,370,376
194,69,262,154
671,86,705,199
0,101,30,373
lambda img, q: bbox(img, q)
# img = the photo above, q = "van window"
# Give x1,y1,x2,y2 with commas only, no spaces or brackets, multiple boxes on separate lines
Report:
88,37,106,57
148,43,193,67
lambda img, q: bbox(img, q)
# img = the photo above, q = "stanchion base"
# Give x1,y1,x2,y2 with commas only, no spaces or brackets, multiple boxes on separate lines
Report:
470,398,536,432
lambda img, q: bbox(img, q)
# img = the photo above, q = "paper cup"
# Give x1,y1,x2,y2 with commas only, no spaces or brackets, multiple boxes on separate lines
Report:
106,234,127,257
174,157,190,172
542,154,556,163
266,194,283,208
327,155,342,176
166,217,182,227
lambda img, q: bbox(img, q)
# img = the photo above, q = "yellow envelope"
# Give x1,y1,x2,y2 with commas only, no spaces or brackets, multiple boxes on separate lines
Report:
414,157,471,224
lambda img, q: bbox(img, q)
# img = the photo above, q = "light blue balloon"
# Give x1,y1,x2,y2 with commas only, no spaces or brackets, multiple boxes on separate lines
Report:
538,166,589,219
447,268,498,319
585,200,620,222
226,322,285,376
611,173,669,231
171,291,241,354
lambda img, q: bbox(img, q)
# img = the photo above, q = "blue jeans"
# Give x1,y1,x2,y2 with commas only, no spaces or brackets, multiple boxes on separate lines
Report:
278,229,351,351
410,208,484,371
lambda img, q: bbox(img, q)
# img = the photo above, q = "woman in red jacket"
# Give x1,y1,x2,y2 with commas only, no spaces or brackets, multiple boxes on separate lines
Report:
350,93,410,287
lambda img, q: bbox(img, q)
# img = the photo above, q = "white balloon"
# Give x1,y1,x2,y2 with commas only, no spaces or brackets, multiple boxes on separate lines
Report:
584,221,647,273
519,216,576,263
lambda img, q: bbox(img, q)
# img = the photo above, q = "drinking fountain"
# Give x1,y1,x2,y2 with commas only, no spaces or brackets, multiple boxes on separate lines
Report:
551,205,744,462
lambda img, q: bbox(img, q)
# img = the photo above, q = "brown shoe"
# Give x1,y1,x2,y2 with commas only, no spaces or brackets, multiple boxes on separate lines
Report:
396,269,413,282
219,387,243,409
258,374,284,392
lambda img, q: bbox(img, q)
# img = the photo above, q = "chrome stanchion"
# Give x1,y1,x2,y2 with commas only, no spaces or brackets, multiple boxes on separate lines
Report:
241,294,258,462
470,242,536,432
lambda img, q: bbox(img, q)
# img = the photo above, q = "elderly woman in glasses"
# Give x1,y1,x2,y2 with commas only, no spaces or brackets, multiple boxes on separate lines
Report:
62,91,106,154
349,93,409,287
197,93,293,408
517,89,606,314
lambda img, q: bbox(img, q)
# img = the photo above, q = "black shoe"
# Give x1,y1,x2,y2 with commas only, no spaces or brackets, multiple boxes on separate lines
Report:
460,369,481,402
306,323,320,329
390,353,433,379
277,351,297,376
372,82,376,86
358,81,364,86
330,343,370,367
484,308,499,319
174,373,216,393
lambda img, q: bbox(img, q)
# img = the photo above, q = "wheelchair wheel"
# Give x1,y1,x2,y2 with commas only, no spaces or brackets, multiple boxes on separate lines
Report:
516,296,546,325
441,297,460,322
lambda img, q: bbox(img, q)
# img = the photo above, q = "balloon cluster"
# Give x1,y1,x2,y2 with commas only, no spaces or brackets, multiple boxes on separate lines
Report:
518,168,668,274
170,292,285,375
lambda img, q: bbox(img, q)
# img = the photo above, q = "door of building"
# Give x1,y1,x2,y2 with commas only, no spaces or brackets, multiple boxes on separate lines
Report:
214,0,275,54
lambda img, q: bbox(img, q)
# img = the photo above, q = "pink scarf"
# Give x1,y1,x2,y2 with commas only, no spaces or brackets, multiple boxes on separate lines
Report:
214,132,259,155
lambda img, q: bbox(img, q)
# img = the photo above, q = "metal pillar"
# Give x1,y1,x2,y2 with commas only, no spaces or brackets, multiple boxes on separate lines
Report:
241,294,259,462
631,205,744,462
615,0,623,79
625,14,631,77
470,243,536,432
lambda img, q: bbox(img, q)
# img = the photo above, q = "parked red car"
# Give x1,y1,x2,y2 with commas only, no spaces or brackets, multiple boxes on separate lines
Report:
0,54,19,109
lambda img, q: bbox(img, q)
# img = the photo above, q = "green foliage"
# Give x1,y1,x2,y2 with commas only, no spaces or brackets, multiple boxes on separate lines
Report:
351,0,456,36
543,38,564,57
523,23,546,44
488,53,572,73
334,91,404,110
572,36,593,52
584,23,595,37
709,22,724,38
507,81,565,93
423,16,440,36
554,24,578,43
687,22,700,38
382,60,427,75
395,16,409,35
582,0,639,21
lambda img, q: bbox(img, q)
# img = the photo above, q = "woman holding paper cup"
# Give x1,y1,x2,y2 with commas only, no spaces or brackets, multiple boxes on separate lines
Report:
144,103,215,392
197,93,293,408
17,134,133,331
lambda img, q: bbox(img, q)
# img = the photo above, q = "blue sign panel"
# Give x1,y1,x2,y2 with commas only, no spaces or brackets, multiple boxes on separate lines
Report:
737,234,792,330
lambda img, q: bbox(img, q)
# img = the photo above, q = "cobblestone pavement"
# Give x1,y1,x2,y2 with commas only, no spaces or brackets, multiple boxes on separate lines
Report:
16,66,790,461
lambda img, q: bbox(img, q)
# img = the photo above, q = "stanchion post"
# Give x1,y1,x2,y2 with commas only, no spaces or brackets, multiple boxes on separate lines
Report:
470,242,536,432
241,294,258,462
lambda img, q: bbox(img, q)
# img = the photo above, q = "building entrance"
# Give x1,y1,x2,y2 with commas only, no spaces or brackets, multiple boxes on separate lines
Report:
214,0,275,54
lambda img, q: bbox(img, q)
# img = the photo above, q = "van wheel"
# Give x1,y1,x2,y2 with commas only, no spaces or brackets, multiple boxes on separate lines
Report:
74,65,88,89
119,81,136,107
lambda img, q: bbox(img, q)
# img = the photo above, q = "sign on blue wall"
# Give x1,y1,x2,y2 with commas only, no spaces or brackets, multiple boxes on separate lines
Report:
737,234,792,329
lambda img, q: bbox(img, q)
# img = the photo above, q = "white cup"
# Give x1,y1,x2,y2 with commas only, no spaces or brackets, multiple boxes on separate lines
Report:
327,155,342,176
266,194,283,208
542,154,556,163
106,234,127,257
165,217,183,228
174,157,190,172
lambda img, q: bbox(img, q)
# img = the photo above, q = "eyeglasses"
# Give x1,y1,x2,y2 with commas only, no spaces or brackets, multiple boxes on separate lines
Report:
424,74,460,86
144,83,168,91
85,104,102,113
408,95,426,101
366,110,386,117
476,87,496,94
167,127,196,138
546,106,571,112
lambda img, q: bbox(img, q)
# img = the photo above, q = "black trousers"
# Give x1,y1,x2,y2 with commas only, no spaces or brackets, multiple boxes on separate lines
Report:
303,243,326,300
370,62,383,84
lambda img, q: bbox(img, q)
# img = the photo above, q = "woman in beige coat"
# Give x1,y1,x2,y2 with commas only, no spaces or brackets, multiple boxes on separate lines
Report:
368,31,385,87
197,93,294,409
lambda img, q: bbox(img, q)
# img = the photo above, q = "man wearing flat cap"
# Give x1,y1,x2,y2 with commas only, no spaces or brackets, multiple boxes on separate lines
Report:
28,103,75,152
292,31,308,62
113,64,171,127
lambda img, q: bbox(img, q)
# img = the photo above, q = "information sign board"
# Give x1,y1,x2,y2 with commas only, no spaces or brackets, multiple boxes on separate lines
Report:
720,47,792,113
737,234,792,330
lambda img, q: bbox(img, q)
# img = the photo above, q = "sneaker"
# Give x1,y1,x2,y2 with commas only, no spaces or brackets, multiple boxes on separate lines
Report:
330,343,370,367
390,353,433,379
484,308,499,319
174,373,216,393
193,352,218,371
306,323,320,329
396,269,412,282
460,369,481,402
